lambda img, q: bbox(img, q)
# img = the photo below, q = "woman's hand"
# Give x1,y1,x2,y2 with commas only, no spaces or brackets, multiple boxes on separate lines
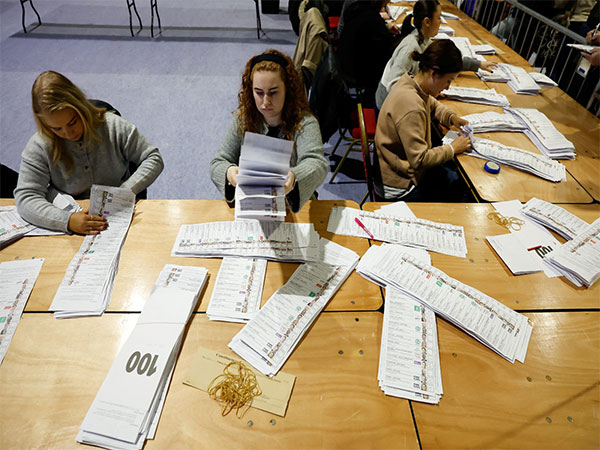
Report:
226,165,239,186
68,210,107,235
284,171,296,195
480,60,498,72
450,135,472,155
451,115,469,129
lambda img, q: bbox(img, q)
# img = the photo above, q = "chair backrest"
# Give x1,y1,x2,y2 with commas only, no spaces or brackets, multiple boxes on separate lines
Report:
357,103,375,204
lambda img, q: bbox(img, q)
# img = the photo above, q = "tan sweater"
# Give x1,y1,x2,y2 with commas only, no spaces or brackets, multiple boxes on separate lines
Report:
375,73,455,190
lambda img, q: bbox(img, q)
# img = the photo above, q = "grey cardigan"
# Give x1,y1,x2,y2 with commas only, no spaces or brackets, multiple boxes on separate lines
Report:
14,113,164,232
210,111,328,213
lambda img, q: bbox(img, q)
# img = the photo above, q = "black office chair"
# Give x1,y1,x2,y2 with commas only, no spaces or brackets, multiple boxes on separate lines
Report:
1,164,19,198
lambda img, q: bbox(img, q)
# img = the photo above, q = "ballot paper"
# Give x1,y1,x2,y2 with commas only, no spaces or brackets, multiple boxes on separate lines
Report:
385,4,407,21
379,288,443,404
477,64,511,82
78,265,208,450
528,71,558,87
327,207,467,257
0,258,44,366
441,86,510,107
172,220,320,262
461,111,527,133
375,201,417,218
183,347,296,417
447,36,478,59
473,44,496,54
0,206,35,248
543,218,600,287
206,257,267,323
505,108,575,160
49,185,135,318
229,238,359,376
566,43,595,53
521,197,590,240
500,64,541,95
357,244,533,364
235,132,293,221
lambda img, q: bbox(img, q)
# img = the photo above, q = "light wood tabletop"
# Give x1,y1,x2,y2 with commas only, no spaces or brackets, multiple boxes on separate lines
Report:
0,312,419,449
413,311,600,449
0,199,383,312
362,202,600,310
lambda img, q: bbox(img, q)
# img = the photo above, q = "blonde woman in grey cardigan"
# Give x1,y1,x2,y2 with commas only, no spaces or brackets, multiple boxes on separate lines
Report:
15,71,164,234
210,49,327,213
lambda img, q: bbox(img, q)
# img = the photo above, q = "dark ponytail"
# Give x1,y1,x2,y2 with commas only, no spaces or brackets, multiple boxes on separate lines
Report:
398,0,441,44
411,39,463,75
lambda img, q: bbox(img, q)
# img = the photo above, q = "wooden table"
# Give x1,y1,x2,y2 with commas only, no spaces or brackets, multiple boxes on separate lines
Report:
0,199,383,312
362,202,600,310
0,312,419,449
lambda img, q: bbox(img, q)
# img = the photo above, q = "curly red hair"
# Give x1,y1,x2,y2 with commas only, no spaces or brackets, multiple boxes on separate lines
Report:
237,49,310,140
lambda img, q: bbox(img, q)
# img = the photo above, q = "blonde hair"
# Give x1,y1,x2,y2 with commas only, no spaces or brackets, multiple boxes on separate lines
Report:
31,71,106,171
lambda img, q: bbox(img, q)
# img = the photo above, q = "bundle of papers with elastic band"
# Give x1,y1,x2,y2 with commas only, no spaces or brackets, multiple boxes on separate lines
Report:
461,111,527,133
500,63,541,95
521,198,590,240
77,265,208,450
172,220,320,262
357,243,533,364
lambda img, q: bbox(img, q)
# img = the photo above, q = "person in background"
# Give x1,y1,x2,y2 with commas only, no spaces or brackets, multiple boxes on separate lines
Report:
375,39,471,202
210,49,327,213
375,0,497,109
14,70,164,235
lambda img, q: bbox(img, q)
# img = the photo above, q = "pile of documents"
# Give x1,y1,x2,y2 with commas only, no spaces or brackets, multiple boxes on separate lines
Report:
437,25,455,36
385,4,407,21
473,44,496,54
441,11,459,20
327,206,467,257
528,71,557,87
77,264,208,449
500,64,541,95
461,111,527,133
357,243,533,363
49,185,135,318
0,258,44,366
521,198,590,240
544,218,600,288
0,206,34,249
229,238,359,376
206,257,267,322
446,36,478,59
172,220,320,262
235,132,293,221
441,86,510,107
477,65,511,82
505,108,575,159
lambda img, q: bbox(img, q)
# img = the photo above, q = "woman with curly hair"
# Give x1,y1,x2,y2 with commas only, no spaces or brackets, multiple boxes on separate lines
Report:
14,70,164,234
210,49,327,213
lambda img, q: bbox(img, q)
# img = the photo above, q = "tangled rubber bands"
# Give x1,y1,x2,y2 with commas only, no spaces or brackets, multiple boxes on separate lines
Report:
207,361,262,418
487,212,525,231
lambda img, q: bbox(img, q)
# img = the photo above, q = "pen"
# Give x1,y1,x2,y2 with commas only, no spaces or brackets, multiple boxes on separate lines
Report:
355,217,374,239
527,245,541,251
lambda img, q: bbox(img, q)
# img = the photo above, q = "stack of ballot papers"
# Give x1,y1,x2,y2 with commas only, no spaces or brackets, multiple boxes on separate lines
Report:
543,218,600,288
172,220,320,262
206,257,268,322
437,25,455,36
444,132,566,182
528,71,557,87
446,37,478,59
235,132,293,221
77,264,208,450
473,44,496,54
500,64,541,95
521,198,590,240
49,185,135,318
229,238,359,376
441,11,459,20
505,108,575,159
441,86,510,107
461,111,527,133
357,243,533,363
0,206,34,249
0,258,44,366
327,206,467,257
477,65,511,82
385,4,407,21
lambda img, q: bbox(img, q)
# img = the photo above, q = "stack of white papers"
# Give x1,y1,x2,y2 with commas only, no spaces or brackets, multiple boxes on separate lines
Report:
528,72,557,87
447,36,478,59
462,111,527,133
357,244,533,363
505,108,575,159
0,258,44,366
477,65,511,82
235,132,293,221
78,265,208,450
385,4,407,21
473,44,496,54
206,257,268,322
521,197,590,240
441,86,510,107
441,11,459,20
172,220,320,262
229,238,359,376
544,218,600,288
500,64,541,95
0,206,34,249
49,185,135,318
437,25,455,36
327,207,467,257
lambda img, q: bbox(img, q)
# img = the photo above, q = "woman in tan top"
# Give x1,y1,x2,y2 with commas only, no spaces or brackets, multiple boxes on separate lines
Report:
374,39,471,202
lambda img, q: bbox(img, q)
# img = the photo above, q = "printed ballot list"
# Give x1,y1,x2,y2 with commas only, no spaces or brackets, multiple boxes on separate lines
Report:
357,244,532,363
327,207,467,257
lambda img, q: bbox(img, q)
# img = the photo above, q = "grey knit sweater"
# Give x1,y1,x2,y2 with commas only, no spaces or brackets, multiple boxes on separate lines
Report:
14,113,164,232
210,111,328,213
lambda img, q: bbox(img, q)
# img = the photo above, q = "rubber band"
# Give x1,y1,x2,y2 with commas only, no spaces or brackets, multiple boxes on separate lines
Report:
208,361,262,418
487,212,525,231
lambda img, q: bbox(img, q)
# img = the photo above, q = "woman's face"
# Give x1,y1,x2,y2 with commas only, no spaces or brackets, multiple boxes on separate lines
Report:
422,6,442,38
430,71,458,96
252,69,286,126
41,108,84,141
